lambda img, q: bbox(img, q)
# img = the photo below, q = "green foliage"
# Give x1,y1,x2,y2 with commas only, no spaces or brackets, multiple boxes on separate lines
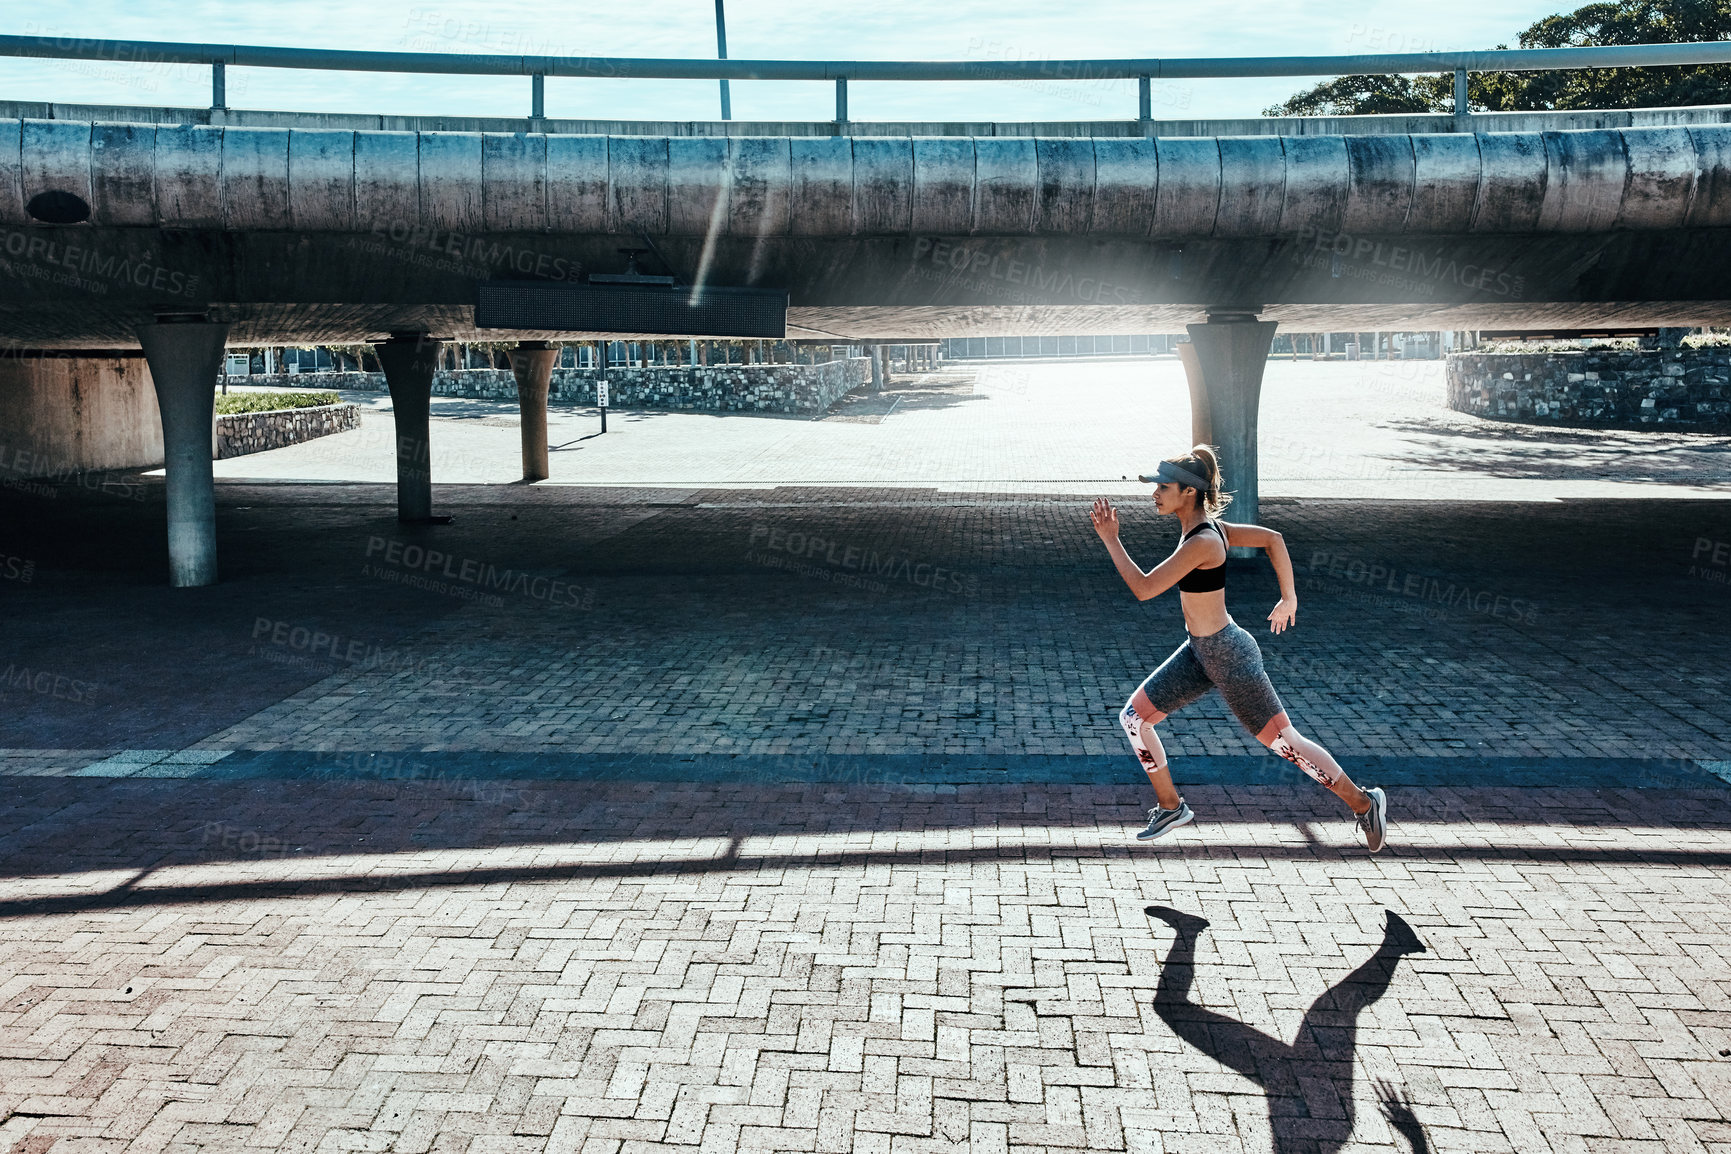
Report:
214,391,340,415
1264,74,1445,117
1269,0,1731,115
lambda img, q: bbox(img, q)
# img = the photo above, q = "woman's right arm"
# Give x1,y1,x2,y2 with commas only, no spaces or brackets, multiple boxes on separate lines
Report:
1092,499,1209,602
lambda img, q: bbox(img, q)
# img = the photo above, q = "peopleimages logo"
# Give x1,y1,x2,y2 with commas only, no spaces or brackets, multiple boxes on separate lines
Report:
249,617,468,678
1308,550,1539,624
911,237,1138,307
0,443,149,503
1293,226,1526,300
363,537,596,609
0,664,98,704
1691,537,1730,586
363,222,584,283
748,525,979,596
0,229,201,297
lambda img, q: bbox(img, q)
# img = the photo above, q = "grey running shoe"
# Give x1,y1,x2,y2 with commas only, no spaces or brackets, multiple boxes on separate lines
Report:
1137,800,1194,841
1357,787,1388,853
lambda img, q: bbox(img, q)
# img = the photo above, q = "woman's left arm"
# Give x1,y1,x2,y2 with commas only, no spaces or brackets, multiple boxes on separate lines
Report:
1222,521,1299,633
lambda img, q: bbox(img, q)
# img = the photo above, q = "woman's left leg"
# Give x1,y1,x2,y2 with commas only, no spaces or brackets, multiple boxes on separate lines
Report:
1264,723,1388,851
1198,624,1387,848
1262,724,1370,814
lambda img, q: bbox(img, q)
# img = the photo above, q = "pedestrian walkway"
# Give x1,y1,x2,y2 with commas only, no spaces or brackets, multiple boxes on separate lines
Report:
4,486,1730,767
3,361,1729,1151
1,777,1727,1153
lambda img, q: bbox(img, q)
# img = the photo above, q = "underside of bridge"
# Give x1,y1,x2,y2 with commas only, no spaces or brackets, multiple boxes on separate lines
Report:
4,231,1731,347
7,115,1731,583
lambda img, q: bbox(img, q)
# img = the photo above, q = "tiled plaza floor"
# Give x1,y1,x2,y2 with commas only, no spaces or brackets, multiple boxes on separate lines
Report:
0,780,1727,1153
3,363,1729,1151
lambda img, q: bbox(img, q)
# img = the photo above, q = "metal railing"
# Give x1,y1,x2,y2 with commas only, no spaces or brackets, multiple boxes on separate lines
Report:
6,32,1731,123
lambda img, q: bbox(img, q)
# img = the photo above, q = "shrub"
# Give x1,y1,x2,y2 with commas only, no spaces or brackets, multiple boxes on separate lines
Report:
214,391,340,415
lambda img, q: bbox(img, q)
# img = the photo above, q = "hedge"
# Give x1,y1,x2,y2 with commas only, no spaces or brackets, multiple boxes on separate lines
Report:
213,391,341,415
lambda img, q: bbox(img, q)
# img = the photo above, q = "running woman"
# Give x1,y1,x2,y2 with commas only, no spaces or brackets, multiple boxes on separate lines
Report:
1090,445,1388,850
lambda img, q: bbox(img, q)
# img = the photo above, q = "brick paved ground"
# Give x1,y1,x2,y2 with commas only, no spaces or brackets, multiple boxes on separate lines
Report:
3,361,1729,1151
6,485,1727,766
0,779,1727,1153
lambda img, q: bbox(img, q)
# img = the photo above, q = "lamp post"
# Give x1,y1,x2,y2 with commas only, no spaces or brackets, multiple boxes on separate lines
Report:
714,0,732,120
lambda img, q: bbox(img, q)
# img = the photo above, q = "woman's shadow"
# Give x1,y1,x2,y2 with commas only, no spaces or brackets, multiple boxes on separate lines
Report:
1146,905,1431,1153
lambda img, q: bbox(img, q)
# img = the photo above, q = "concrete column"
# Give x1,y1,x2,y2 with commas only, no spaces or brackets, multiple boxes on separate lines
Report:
136,320,230,587
1183,314,1278,551
872,345,889,392
375,331,444,523
509,340,556,482
1175,339,1210,448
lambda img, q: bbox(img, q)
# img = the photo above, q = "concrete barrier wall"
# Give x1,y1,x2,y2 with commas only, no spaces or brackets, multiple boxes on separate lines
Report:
0,352,163,476
214,402,360,459
1446,348,1731,429
10,99,1731,139
10,118,1731,239
244,357,869,413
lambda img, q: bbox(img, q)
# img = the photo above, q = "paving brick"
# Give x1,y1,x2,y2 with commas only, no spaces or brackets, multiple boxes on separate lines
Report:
5,373,1731,1151
0,785,1668,1148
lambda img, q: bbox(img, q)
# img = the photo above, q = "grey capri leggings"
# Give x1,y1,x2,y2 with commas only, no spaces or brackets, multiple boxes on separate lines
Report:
1125,621,1291,743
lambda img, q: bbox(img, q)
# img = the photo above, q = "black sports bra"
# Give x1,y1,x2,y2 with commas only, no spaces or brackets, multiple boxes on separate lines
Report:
1176,521,1227,593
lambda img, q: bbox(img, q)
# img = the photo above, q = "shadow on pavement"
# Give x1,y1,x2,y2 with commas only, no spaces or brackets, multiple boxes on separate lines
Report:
1,778,1727,920
1147,905,1431,1154
1375,416,1731,482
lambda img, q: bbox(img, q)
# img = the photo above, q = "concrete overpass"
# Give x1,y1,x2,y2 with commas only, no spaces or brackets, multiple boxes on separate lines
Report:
7,35,1731,584
9,110,1731,345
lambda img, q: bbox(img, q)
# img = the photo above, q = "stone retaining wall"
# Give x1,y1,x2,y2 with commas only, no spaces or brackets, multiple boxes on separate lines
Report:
214,402,361,459
234,357,870,414
1446,349,1731,430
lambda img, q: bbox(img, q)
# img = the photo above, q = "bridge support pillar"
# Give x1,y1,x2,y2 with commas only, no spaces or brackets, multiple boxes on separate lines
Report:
510,340,556,482
137,318,230,587
376,332,444,523
1181,313,1278,555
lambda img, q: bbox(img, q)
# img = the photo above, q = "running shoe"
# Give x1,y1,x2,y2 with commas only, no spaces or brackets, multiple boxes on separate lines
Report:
1356,787,1388,853
1137,800,1194,841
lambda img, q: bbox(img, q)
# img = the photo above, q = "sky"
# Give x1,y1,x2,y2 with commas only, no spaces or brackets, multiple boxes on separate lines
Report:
2,0,1571,123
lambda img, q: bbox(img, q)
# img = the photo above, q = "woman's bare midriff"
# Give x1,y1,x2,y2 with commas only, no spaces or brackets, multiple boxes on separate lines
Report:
1180,589,1231,637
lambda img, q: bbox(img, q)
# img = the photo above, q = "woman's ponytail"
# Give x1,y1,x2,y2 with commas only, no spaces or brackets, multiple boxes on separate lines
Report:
1181,444,1231,515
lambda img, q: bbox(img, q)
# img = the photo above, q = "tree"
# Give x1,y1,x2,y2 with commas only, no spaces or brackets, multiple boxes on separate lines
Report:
1262,75,1438,116
1265,0,1731,116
